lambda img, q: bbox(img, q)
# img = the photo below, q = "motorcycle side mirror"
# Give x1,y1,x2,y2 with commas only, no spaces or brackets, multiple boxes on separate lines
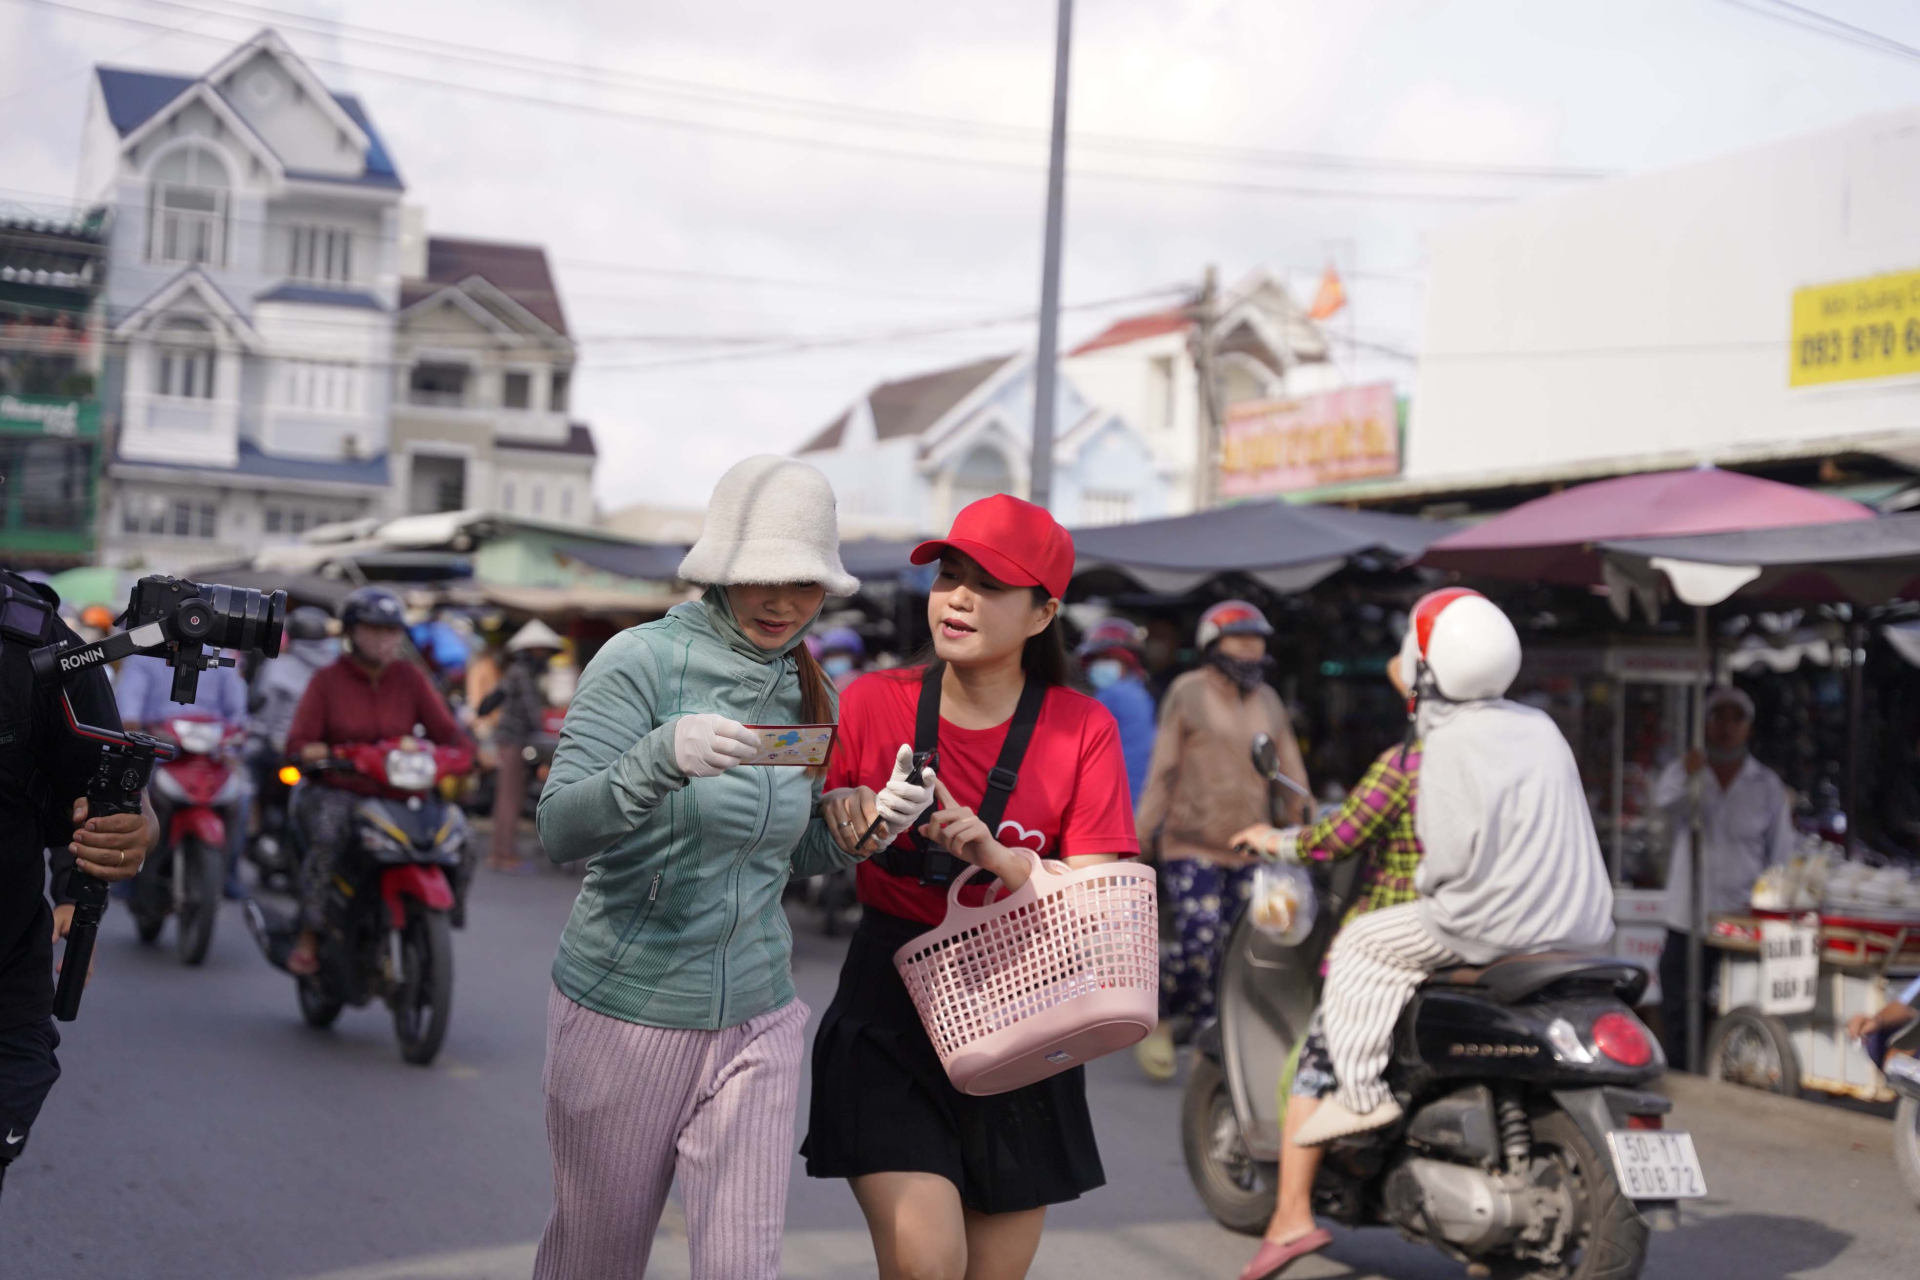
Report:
1251,733,1280,781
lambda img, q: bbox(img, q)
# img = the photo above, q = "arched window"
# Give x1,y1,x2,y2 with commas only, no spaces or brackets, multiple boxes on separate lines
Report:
153,316,216,400
148,145,230,267
950,444,1013,515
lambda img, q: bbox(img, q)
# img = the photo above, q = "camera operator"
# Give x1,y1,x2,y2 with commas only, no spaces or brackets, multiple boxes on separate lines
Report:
0,569,155,1202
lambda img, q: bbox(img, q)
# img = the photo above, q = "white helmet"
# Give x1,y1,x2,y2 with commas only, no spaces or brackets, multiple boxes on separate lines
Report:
1398,588,1520,702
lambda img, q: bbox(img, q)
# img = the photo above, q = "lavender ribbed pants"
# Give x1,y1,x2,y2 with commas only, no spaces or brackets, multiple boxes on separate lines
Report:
532,986,809,1280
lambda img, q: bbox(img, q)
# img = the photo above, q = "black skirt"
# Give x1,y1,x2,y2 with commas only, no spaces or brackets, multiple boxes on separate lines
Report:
801,906,1107,1215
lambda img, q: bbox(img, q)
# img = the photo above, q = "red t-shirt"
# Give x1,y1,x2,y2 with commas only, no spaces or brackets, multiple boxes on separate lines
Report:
829,668,1140,926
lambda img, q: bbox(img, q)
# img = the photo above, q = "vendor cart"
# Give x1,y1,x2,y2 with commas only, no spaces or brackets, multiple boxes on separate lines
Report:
1703,906,1920,1102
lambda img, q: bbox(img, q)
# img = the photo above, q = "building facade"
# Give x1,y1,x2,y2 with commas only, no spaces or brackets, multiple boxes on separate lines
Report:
80,29,404,574
1409,105,1920,494
796,352,1172,535
0,211,108,568
392,236,594,525
1064,270,1341,514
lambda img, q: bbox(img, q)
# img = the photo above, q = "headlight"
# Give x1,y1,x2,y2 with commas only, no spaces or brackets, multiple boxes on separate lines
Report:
150,766,190,805
170,719,224,755
278,764,303,786
385,748,437,792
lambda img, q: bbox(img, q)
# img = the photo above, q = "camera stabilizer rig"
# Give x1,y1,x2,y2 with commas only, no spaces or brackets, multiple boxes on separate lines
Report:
29,575,286,1020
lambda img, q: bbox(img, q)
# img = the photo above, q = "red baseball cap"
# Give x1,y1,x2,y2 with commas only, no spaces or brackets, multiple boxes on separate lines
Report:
911,494,1076,600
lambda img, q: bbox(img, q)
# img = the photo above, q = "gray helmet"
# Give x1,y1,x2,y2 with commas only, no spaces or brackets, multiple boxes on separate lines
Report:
286,605,332,642
340,586,405,631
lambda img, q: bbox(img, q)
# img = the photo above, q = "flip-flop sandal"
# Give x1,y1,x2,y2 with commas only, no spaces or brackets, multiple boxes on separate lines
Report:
1239,1228,1333,1280
287,950,319,977
1136,1030,1176,1082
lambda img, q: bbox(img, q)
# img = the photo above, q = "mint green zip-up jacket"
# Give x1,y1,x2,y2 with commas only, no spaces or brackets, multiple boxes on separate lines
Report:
537,589,855,1029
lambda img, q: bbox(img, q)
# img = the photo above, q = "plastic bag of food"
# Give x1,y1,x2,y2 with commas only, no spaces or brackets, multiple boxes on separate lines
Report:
1250,862,1317,947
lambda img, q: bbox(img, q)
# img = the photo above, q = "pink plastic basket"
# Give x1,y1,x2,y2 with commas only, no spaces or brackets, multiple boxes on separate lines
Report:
893,849,1160,1096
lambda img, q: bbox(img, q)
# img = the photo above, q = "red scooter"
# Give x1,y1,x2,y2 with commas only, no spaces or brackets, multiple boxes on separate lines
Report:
245,737,474,1065
131,714,246,966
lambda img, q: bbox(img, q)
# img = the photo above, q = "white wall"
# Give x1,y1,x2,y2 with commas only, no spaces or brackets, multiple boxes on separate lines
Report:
1411,105,1920,483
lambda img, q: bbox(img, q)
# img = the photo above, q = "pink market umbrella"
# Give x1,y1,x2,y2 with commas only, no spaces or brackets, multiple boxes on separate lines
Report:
1418,466,1875,584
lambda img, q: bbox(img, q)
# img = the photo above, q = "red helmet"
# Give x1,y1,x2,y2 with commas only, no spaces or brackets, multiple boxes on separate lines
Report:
1076,617,1145,659
1399,588,1521,701
1197,599,1273,652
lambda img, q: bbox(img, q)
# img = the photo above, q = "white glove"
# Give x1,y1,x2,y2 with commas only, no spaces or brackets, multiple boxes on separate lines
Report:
673,714,760,778
1232,824,1304,863
872,744,937,833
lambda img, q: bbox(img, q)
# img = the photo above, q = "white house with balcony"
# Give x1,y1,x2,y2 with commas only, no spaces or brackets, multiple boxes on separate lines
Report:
1063,270,1341,514
80,28,404,572
391,235,596,526
796,352,1170,535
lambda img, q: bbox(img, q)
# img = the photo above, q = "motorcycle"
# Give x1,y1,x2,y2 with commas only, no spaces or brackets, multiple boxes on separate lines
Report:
244,737,473,1066
243,735,301,891
1182,736,1695,1279
132,714,246,966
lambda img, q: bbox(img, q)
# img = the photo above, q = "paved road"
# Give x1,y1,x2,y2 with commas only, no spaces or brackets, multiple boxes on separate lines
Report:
6,844,1915,1278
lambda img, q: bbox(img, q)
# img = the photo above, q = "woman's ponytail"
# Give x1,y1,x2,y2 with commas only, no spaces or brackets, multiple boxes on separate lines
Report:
795,640,834,728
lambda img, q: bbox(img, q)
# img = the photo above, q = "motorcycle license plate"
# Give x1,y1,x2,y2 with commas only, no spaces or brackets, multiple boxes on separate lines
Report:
1605,1130,1707,1200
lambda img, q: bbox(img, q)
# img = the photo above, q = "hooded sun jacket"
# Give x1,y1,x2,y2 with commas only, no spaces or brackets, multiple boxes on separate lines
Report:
538,588,856,1030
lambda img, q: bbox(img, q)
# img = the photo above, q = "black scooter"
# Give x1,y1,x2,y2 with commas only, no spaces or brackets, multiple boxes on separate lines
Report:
1181,736,1699,1279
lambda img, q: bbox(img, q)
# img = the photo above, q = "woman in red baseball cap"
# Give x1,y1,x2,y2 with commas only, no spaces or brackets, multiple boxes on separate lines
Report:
803,494,1141,1280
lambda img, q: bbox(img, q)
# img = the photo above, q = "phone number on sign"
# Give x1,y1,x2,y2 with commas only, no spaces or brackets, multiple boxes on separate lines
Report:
1796,319,1920,371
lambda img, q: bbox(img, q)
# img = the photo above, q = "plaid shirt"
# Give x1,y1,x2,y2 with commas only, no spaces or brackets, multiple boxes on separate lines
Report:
1298,740,1423,930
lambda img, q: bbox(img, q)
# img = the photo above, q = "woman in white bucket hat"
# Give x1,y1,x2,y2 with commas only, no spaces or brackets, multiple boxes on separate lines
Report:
531,455,935,1280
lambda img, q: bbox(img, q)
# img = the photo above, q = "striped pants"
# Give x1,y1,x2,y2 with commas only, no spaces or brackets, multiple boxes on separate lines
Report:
1321,903,1460,1114
533,986,809,1280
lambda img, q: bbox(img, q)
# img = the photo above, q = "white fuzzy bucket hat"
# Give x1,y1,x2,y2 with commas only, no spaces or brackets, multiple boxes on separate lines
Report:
678,455,860,596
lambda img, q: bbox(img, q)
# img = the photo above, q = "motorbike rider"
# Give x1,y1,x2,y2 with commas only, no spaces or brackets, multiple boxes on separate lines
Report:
283,587,471,976
478,619,563,873
117,629,253,898
1077,618,1157,803
1225,649,1427,1280
1293,588,1614,1149
250,606,337,758
816,626,868,692
1134,600,1310,1082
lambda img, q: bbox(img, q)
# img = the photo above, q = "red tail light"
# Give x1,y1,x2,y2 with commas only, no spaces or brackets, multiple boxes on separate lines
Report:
1593,1012,1653,1067
1626,1114,1664,1130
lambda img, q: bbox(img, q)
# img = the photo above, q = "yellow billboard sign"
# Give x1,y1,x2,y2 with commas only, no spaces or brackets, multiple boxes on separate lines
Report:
1790,268,1920,387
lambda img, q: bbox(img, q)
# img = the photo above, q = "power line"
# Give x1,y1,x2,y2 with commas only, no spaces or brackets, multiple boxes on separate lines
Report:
100,0,1609,184
10,0,1526,205
1710,0,1920,64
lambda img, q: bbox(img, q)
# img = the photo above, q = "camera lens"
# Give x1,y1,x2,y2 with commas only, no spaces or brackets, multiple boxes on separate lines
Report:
196,584,287,657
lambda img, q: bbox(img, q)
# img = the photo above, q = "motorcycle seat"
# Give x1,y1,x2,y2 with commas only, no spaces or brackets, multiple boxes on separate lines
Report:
1425,952,1646,1004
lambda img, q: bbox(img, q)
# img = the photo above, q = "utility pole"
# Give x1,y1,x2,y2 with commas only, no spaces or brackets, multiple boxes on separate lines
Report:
1192,264,1222,510
1028,0,1073,512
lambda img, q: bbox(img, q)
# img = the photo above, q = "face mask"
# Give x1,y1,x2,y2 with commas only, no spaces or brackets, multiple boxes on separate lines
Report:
1087,659,1125,689
1707,743,1748,766
1207,649,1273,692
823,655,855,679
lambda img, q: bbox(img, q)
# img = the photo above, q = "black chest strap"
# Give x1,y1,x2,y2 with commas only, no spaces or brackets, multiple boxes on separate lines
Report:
877,662,1047,885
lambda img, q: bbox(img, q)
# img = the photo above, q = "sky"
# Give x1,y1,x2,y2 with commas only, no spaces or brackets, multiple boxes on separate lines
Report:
6,0,1920,514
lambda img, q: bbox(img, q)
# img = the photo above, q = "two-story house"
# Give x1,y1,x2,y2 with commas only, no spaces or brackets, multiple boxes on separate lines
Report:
392,235,595,524
1064,269,1341,514
796,351,1171,535
80,29,404,573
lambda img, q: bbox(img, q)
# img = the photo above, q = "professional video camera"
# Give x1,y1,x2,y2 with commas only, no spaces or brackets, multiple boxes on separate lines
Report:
29,575,286,1019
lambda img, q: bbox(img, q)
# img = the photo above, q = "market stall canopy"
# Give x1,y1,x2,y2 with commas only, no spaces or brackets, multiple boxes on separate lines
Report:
1069,501,1455,596
1599,513,1920,608
1418,467,1875,585
838,538,925,583
555,540,688,582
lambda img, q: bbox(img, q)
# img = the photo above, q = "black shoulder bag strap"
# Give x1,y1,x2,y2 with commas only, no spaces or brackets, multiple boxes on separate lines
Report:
880,661,1047,885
